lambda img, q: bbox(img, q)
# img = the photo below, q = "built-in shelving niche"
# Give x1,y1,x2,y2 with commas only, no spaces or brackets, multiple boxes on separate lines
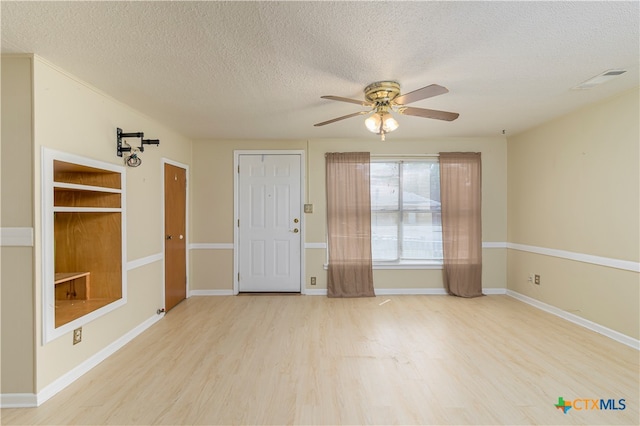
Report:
42,148,127,343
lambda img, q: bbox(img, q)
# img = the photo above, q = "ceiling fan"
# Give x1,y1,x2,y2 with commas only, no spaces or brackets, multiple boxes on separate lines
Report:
314,81,459,140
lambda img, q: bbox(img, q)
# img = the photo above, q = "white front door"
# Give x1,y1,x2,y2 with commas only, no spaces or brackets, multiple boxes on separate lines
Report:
238,154,301,292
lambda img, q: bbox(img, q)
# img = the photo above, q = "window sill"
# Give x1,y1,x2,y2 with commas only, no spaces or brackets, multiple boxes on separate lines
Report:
323,262,443,270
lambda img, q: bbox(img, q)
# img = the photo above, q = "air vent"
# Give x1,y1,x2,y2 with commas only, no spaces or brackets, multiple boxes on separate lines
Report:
572,69,627,90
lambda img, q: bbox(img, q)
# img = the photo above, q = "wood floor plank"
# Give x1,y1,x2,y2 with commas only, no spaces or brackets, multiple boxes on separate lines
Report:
2,295,638,425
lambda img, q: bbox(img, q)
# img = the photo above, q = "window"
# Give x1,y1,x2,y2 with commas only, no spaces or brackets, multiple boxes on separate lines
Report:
370,159,442,265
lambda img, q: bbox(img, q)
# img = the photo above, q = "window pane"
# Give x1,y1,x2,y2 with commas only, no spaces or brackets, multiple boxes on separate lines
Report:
371,211,398,260
401,212,442,260
371,162,399,210
402,161,440,210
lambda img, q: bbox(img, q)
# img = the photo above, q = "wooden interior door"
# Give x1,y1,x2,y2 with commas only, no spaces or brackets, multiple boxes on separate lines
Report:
164,163,187,311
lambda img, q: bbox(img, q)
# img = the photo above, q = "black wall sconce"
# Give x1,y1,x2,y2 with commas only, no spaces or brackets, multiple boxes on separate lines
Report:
116,128,160,167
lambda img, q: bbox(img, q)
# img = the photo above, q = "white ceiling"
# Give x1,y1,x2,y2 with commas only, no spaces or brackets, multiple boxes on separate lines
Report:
2,1,638,141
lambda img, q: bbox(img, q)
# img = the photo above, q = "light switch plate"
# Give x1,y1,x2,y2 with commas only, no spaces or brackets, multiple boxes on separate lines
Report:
304,204,313,213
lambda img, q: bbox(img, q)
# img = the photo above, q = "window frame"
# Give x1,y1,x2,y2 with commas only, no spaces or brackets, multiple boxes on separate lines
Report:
370,157,443,268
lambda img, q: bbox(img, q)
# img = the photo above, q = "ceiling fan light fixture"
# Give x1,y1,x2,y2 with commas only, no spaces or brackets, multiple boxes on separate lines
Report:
316,81,458,140
365,112,398,139
364,113,381,133
382,113,399,132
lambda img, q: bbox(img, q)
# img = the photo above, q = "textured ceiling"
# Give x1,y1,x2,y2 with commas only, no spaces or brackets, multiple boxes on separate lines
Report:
2,1,638,141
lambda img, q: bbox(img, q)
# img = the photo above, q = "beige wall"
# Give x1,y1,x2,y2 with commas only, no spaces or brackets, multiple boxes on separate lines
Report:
1,56,36,394
191,137,508,291
1,55,193,393
507,88,640,339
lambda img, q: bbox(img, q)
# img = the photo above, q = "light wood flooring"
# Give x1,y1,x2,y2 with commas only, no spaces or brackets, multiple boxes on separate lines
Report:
2,295,638,425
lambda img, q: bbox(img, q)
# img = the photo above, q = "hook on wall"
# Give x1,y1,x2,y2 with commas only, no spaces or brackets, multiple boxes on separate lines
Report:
116,128,160,167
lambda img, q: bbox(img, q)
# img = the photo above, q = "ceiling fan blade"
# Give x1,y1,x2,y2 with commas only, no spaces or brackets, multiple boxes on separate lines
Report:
314,110,370,127
398,106,459,121
321,95,373,107
394,84,449,105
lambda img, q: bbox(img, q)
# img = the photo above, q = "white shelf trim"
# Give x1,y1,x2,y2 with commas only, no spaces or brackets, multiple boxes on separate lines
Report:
54,182,122,193
53,207,122,213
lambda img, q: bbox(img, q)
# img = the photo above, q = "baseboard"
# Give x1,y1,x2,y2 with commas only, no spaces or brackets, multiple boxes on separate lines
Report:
305,288,507,296
189,289,234,296
0,393,38,408
35,313,164,406
305,288,328,295
506,290,639,350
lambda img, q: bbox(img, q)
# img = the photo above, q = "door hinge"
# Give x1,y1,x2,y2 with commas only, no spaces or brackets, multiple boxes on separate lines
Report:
237,272,240,281
237,165,240,173
237,219,240,227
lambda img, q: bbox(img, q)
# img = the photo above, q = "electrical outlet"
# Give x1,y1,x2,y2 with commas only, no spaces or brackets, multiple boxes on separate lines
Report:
73,327,82,345
310,276,316,285
534,274,541,285
528,273,534,283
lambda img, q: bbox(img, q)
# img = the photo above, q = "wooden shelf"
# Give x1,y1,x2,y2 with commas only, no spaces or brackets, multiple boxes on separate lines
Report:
55,298,119,328
54,160,121,190
54,182,122,193
49,155,124,330
55,272,91,300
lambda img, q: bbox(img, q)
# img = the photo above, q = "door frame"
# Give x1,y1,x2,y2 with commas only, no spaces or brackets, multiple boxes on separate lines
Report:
162,158,190,308
233,150,306,295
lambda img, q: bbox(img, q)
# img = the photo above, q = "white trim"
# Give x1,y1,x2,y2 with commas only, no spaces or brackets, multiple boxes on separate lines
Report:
41,148,128,344
373,263,443,270
506,290,639,350
53,207,122,213
308,241,504,251
483,288,508,295
189,243,234,250
234,150,306,295
126,253,163,271
482,241,507,248
0,227,34,246
507,242,639,272
161,158,190,305
0,393,38,408
53,182,122,193
36,313,163,406
304,242,327,249
376,288,448,295
305,288,329,296
189,289,234,296
305,288,507,296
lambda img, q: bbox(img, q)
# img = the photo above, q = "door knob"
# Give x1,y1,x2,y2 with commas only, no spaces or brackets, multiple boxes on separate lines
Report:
294,218,299,223
166,235,173,240
292,228,299,233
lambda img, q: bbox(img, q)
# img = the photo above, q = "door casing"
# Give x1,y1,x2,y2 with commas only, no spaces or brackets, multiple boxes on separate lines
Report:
233,150,305,295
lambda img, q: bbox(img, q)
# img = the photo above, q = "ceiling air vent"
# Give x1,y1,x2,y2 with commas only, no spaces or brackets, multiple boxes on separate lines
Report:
572,69,627,90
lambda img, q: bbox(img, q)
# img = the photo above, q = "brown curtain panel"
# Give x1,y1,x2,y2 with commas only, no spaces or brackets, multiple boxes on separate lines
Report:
439,152,483,297
325,152,375,297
